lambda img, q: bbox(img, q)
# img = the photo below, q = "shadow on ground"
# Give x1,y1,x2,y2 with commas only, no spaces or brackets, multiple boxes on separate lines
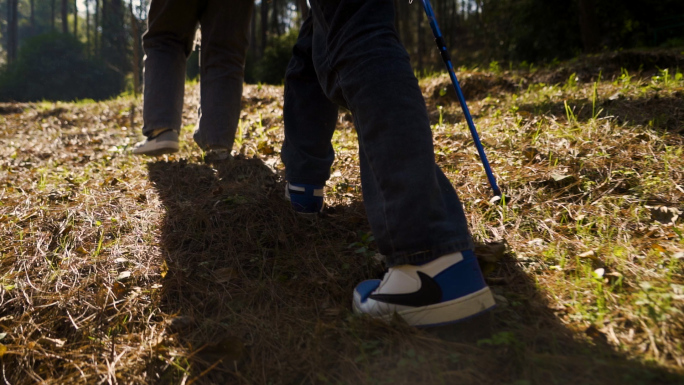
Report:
146,158,682,384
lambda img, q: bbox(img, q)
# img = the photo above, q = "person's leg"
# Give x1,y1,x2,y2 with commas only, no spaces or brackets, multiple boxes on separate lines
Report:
307,0,493,326
282,16,339,186
192,0,254,151
281,15,339,213
310,0,472,265
141,0,199,139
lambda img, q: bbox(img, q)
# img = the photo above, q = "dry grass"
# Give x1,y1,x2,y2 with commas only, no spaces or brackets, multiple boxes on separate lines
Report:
1,56,683,384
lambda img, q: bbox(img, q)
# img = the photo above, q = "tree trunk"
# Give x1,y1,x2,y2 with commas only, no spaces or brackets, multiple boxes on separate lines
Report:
62,0,68,34
130,1,141,95
250,4,257,59
271,0,279,36
74,0,78,36
7,0,19,65
102,0,127,73
86,0,90,53
52,0,56,30
95,0,100,54
416,4,424,71
30,0,35,35
577,0,600,53
259,0,269,58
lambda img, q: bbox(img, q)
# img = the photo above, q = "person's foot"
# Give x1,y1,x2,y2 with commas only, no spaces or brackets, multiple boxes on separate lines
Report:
132,129,179,156
353,250,495,327
204,148,232,163
285,182,324,213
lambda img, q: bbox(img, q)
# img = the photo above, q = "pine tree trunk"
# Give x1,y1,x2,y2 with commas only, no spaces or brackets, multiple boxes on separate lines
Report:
95,0,100,55
7,0,18,65
86,0,90,54
250,5,257,59
62,0,68,34
102,0,127,74
271,0,279,36
52,0,56,30
417,4,424,71
74,0,78,36
130,1,141,95
260,0,269,58
30,0,35,35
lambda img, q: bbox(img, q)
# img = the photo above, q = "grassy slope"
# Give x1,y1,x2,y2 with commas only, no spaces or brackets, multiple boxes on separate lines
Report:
0,58,683,384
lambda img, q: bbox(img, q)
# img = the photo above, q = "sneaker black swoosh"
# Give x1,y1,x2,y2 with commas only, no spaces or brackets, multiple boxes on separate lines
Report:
369,272,442,307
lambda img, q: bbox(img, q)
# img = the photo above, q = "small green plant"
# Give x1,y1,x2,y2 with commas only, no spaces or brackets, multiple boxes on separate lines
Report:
565,72,578,89
618,68,633,86
489,61,501,74
652,68,671,86
348,231,376,258
564,100,577,124
591,72,602,119
477,331,521,348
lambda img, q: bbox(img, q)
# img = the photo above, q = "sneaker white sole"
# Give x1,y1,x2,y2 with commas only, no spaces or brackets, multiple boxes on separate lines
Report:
132,140,179,156
353,286,496,327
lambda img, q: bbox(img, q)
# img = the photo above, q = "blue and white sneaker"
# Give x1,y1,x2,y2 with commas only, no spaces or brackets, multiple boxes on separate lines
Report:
353,250,495,327
285,182,325,214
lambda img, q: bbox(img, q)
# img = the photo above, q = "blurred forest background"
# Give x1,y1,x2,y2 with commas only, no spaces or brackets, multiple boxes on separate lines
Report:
0,0,683,102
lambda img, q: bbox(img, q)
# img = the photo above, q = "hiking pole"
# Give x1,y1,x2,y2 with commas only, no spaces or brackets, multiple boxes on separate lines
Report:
419,0,502,197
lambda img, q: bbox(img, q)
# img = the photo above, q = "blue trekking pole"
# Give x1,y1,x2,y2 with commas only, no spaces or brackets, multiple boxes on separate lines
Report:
419,0,502,197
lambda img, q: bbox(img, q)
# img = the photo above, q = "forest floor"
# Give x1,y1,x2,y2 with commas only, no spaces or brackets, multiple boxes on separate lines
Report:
1,53,684,384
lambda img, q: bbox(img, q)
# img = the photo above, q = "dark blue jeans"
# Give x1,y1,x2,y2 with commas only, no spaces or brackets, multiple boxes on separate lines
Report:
281,0,474,266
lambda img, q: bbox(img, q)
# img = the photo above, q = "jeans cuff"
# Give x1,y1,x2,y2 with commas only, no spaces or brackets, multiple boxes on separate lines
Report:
142,125,179,138
384,238,475,267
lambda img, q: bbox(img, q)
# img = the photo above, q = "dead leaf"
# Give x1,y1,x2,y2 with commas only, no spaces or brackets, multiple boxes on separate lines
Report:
116,271,131,281
0,344,6,357
112,282,127,299
550,172,573,182
160,260,168,278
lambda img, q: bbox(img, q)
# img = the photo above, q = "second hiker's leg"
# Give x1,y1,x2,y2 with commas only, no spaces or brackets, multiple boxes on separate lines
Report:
282,15,339,186
193,0,254,151
142,0,199,138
